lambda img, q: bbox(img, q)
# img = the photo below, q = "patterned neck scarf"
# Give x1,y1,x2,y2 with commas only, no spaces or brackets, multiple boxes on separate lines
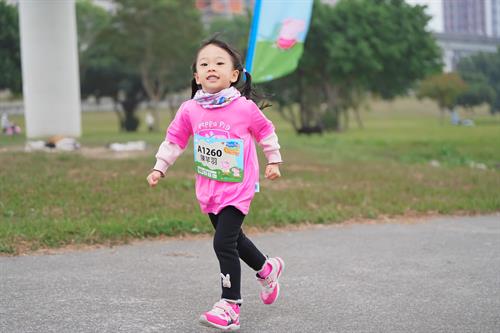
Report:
193,86,241,109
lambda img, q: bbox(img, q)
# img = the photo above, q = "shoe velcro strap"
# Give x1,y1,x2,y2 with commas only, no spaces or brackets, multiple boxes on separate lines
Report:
214,301,238,321
260,276,275,289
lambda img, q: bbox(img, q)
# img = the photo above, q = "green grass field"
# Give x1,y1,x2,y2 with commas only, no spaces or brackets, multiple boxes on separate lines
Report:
1,97,499,254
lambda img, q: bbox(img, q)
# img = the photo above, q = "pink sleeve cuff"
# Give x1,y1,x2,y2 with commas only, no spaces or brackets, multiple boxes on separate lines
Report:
153,160,169,175
258,132,283,164
265,151,283,164
153,141,185,175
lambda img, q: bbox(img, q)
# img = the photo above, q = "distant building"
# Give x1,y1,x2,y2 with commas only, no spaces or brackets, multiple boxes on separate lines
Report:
492,0,500,36
438,0,500,70
435,32,500,71
443,0,500,37
405,0,444,33
196,0,253,24
443,0,487,35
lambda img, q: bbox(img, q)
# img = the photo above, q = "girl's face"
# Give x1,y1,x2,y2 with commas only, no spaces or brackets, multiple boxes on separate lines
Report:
194,44,240,94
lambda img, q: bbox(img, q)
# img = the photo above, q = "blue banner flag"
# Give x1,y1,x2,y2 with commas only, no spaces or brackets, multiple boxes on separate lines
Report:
245,0,314,83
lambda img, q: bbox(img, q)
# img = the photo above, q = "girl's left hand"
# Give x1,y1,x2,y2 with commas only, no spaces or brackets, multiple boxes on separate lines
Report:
265,164,281,180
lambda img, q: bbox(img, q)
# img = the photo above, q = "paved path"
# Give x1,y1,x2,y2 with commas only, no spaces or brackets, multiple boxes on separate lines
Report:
1,215,499,333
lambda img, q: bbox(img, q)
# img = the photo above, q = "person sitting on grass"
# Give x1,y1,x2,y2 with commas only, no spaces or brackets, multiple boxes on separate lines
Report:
1,112,21,136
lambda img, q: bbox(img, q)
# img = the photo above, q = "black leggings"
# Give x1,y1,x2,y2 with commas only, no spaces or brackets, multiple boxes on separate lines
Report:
209,206,267,302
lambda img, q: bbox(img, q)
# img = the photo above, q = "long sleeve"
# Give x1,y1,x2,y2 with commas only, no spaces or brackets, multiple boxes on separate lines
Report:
166,102,192,149
249,102,275,143
153,141,185,175
258,132,283,164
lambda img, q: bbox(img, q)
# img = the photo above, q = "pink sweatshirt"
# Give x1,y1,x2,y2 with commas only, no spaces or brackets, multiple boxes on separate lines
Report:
154,96,282,215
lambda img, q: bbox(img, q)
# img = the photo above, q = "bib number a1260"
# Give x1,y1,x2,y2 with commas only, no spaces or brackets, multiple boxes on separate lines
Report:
197,146,223,157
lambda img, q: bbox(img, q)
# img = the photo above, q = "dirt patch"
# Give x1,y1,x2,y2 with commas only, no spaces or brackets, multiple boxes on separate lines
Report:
80,146,152,160
0,145,152,159
2,211,490,257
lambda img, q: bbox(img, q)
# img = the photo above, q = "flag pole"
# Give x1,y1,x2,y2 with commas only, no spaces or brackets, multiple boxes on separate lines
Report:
245,0,262,74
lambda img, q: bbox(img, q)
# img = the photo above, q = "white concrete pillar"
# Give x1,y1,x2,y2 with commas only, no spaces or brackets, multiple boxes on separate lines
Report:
18,0,81,138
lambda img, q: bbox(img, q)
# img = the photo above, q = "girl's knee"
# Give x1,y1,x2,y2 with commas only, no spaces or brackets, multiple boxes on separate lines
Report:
213,236,236,254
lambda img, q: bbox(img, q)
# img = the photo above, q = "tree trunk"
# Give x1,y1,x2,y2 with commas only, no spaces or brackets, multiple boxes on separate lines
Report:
277,104,299,131
298,70,308,129
342,108,349,131
113,100,125,132
440,107,446,125
149,97,160,132
353,107,364,129
167,96,177,120
323,82,341,132
140,61,164,132
120,95,140,132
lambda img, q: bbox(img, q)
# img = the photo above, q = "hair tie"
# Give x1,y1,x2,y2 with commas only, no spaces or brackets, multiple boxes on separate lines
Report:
243,68,247,73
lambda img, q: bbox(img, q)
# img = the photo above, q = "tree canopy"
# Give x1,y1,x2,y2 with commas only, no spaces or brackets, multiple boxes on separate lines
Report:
457,50,500,114
105,0,202,104
417,72,467,110
206,14,251,58
0,1,21,94
75,0,443,133
78,0,202,131
262,0,442,132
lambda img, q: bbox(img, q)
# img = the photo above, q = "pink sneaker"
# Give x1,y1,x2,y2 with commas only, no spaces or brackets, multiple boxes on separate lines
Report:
199,300,240,331
257,257,285,305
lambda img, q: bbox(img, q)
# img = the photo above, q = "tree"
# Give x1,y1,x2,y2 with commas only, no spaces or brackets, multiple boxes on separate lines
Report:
104,0,203,130
77,0,146,131
457,50,500,114
456,82,496,113
80,43,147,131
76,0,110,75
0,1,21,94
206,14,251,57
262,0,442,132
417,72,467,123
77,0,203,132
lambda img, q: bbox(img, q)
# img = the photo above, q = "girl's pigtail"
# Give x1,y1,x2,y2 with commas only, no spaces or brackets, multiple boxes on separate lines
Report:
240,70,271,110
191,78,199,98
241,70,252,99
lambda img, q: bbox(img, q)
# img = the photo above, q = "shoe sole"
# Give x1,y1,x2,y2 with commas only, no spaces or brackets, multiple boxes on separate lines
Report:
199,315,240,331
276,257,284,279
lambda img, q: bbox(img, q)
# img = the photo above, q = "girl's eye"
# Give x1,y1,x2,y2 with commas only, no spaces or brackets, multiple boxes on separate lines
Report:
217,62,225,65
200,63,208,67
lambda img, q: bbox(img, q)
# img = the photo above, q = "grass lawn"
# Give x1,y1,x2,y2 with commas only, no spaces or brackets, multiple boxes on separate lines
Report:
1,97,499,254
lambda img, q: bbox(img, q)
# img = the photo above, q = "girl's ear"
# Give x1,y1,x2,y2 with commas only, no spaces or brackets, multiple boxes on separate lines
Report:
230,69,239,83
194,72,201,85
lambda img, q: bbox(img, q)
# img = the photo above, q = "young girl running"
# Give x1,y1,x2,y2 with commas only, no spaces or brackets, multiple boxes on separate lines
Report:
146,38,284,331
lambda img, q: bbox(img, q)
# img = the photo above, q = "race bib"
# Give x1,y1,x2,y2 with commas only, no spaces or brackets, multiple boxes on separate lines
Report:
193,134,244,182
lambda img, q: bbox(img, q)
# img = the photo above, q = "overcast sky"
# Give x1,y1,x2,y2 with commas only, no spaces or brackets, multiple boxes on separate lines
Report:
405,0,444,32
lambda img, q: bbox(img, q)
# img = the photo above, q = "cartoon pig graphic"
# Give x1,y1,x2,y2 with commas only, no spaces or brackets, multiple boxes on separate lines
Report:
222,160,231,175
231,167,241,178
276,18,306,50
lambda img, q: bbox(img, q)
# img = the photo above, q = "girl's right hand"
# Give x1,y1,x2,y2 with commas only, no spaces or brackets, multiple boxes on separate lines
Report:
147,170,163,187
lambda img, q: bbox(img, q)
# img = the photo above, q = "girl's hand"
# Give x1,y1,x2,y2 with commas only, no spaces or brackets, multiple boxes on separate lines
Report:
147,170,163,187
265,164,281,180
